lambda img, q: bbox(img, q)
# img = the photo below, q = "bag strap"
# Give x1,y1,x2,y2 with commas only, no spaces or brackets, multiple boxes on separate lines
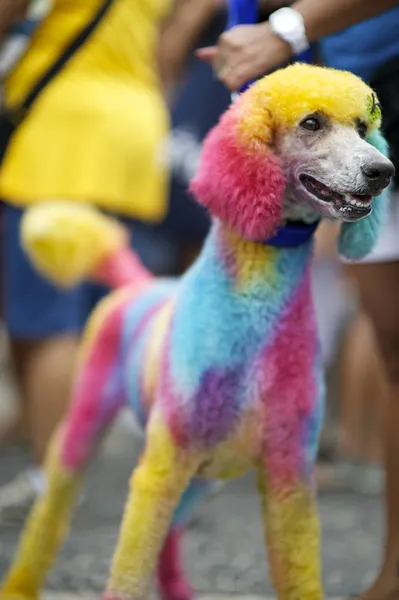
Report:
10,0,115,120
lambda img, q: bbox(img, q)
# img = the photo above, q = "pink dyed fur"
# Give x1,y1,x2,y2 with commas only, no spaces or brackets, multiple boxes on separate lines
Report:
61,286,190,600
190,108,286,241
61,295,133,470
157,529,193,600
94,246,153,288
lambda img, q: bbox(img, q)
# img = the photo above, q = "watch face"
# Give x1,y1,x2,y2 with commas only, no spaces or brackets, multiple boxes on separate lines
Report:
271,8,303,36
279,13,300,35
270,8,309,55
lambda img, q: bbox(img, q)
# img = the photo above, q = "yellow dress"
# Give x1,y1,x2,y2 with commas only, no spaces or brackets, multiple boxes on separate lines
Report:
0,0,171,222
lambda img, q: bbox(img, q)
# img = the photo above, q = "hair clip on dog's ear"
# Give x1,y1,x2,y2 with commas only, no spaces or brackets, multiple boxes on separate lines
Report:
370,93,381,116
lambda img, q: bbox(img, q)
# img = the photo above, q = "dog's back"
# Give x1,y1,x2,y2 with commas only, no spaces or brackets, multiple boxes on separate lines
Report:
78,276,178,432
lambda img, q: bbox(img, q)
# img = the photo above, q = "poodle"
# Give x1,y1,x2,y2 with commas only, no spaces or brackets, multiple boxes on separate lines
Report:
0,63,394,600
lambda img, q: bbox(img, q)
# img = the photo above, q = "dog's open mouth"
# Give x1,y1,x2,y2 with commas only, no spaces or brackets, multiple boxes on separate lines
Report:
299,174,373,219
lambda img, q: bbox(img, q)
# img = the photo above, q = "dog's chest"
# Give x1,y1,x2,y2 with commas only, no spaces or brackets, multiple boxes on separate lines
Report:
164,249,321,464
195,407,264,479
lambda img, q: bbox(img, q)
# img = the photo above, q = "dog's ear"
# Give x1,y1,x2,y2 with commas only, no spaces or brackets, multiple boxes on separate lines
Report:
338,129,392,260
190,105,286,241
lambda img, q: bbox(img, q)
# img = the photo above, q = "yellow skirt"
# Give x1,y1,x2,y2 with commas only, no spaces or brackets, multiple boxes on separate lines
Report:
0,0,171,222
0,75,169,222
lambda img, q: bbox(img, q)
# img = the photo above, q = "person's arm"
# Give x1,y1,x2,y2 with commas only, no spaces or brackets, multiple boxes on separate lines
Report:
197,0,399,90
158,0,221,92
258,0,289,10
297,0,398,39
0,0,30,41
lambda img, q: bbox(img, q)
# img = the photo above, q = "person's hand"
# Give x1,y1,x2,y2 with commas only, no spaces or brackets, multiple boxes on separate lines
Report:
196,21,292,90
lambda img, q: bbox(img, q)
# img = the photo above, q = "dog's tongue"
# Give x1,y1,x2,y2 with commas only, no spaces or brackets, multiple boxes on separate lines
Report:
311,179,343,203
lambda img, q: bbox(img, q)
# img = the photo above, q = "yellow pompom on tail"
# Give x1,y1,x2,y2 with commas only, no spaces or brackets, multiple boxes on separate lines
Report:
21,203,127,288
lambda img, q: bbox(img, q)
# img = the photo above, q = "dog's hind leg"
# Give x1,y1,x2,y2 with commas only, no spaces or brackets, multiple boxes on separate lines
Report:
157,529,192,600
157,479,215,600
0,293,129,600
103,413,200,600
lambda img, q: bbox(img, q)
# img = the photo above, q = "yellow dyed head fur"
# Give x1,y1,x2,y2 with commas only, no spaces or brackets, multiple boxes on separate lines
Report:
237,63,381,144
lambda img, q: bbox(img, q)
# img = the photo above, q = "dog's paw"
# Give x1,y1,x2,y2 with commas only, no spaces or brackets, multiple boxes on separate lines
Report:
159,578,194,600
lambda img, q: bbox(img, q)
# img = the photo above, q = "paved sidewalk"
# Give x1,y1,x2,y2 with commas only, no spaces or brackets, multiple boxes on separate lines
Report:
0,417,385,599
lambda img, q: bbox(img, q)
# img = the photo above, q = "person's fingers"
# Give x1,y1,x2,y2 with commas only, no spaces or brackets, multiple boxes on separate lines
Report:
196,46,233,83
195,46,217,62
220,60,265,91
218,67,246,91
230,64,259,90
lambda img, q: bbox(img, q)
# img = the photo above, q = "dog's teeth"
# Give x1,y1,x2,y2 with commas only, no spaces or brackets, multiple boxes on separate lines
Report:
339,194,371,215
344,194,371,209
345,195,357,207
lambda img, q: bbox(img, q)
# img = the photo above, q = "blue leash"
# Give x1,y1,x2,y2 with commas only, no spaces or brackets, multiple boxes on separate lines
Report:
227,0,319,247
226,0,258,92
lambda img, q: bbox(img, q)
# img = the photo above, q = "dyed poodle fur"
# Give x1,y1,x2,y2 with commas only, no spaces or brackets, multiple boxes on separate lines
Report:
0,64,393,600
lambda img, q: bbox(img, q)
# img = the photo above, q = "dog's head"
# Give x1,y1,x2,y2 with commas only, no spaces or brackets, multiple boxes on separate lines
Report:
190,64,394,259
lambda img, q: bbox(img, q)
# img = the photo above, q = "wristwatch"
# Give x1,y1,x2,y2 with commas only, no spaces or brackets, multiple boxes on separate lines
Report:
268,7,310,56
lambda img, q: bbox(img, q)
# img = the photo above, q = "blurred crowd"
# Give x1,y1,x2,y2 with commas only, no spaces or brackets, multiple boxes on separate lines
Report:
0,0,399,598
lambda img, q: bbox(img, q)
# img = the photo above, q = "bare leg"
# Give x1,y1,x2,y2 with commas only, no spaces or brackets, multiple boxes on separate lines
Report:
346,261,399,599
0,297,126,600
10,336,78,463
2,203,80,465
339,311,388,462
0,412,30,448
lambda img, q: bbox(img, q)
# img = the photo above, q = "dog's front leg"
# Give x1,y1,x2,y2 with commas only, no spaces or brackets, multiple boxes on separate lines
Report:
257,419,324,600
103,415,200,600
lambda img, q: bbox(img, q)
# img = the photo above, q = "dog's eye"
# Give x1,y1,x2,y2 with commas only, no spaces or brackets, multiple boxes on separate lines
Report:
357,121,368,139
300,116,321,132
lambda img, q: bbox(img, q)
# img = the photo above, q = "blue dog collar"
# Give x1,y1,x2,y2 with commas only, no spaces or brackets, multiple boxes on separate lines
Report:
261,221,320,248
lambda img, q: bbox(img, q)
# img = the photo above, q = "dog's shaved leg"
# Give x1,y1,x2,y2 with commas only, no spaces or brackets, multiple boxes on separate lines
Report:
0,297,127,600
258,445,323,600
104,416,199,600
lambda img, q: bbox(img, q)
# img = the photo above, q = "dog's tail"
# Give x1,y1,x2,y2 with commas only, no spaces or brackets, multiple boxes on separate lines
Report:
21,202,153,290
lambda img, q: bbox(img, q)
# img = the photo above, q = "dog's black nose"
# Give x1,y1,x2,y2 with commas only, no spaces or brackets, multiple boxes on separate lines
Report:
361,160,395,192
